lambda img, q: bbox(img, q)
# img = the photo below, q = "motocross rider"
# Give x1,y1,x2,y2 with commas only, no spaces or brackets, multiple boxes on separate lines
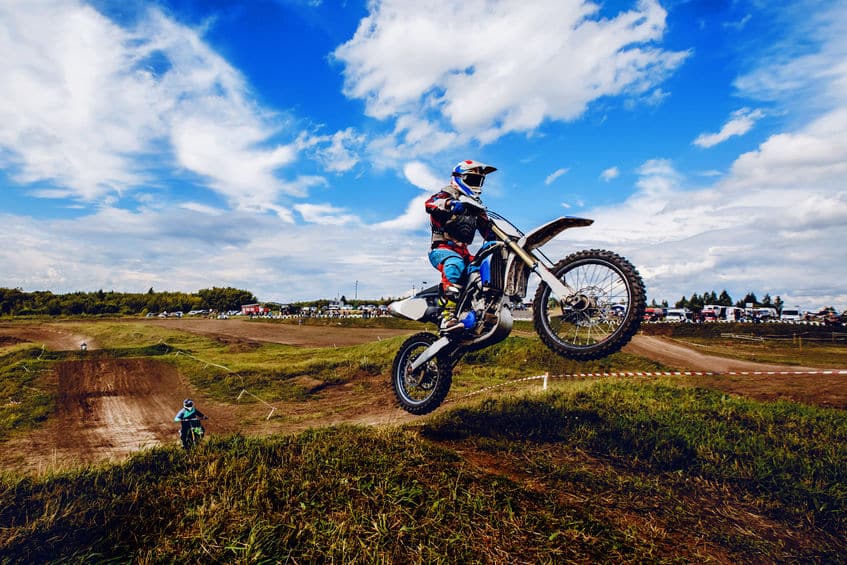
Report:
425,160,497,333
174,398,207,448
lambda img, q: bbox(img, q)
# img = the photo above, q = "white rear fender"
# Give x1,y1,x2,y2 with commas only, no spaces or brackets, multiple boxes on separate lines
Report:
388,297,429,321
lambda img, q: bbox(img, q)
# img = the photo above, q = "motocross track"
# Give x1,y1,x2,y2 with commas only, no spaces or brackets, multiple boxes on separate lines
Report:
1,320,844,473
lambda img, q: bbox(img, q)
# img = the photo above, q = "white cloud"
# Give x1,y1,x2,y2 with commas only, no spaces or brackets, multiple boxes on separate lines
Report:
298,127,365,173
545,168,569,185
374,161,440,230
403,161,443,192
0,205,436,302
334,0,688,149
733,2,847,112
549,105,847,308
294,203,359,225
693,108,764,148
600,166,620,181
0,1,315,212
179,202,224,216
723,14,752,31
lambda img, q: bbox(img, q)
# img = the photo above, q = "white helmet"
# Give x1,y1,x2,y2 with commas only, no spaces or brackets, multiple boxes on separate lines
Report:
450,160,497,198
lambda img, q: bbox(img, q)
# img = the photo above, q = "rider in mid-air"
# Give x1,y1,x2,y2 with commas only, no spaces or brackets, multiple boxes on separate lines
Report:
174,398,207,449
425,160,497,333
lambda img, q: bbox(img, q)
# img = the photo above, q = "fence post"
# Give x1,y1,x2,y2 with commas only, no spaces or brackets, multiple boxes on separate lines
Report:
543,372,548,390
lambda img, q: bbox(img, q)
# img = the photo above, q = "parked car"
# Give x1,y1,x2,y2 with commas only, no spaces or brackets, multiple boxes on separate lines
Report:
779,308,804,322
643,307,665,322
700,310,718,322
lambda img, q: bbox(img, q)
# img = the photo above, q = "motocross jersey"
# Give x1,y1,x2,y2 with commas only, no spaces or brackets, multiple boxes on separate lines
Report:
425,188,494,250
174,407,205,421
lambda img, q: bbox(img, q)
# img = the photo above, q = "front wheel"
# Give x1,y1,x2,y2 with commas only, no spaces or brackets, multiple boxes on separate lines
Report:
533,249,645,361
391,332,453,415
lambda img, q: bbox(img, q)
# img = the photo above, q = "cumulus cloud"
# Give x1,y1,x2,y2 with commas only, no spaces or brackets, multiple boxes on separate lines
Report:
403,161,443,193
550,107,847,307
334,0,688,150
374,161,441,230
693,108,764,148
0,1,348,216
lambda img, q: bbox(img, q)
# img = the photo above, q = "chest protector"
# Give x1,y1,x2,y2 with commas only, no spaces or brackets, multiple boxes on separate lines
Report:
444,213,477,244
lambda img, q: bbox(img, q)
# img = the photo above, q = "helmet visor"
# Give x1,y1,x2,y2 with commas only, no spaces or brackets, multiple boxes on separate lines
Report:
461,173,485,188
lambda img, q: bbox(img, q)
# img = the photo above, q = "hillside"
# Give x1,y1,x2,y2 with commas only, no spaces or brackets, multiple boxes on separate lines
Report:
2,384,846,563
1,318,847,562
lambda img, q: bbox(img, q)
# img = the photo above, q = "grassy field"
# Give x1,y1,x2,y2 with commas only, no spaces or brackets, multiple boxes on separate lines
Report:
643,322,847,368
2,383,846,562
1,318,847,562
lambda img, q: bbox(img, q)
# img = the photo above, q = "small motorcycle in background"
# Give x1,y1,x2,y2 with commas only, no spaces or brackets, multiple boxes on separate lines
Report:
388,195,646,415
178,416,207,449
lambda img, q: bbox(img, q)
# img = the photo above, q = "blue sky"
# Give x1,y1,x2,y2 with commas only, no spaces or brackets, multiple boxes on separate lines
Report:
1,0,846,309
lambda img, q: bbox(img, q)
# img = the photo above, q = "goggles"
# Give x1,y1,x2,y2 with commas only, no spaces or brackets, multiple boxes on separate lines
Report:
457,172,485,188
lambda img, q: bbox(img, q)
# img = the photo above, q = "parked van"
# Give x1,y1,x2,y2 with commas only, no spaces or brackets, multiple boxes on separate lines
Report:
665,308,691,322
754,307,778,321
780,308,804,322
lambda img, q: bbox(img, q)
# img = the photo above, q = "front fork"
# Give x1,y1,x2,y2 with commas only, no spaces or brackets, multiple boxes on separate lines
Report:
488,223,574,301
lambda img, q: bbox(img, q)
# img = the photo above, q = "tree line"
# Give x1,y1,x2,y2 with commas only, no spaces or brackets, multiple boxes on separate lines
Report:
0,287,257,317
0,285,805,318
650,290,786,312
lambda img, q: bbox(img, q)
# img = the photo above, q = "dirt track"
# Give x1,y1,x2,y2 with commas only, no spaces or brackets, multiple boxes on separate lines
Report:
143,317,413,347
0,322,97,352
623,335,821,373
1,320,844,473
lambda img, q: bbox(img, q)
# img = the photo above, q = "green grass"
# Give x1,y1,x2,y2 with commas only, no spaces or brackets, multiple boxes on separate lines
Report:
643,322,847,368
2,320,847,561
2,384,846,562
35,320,668,405
0,349,54,440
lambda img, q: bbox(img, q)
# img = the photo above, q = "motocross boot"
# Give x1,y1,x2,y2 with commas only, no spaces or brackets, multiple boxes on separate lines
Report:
439,283,464,333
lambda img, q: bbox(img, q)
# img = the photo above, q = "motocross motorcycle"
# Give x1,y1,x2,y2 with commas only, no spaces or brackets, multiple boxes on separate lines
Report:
178,416,207,450
388,195,645,415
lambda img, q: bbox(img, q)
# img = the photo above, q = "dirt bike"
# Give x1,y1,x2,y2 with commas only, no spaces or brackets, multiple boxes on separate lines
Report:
388,196,645,415
178,416,207,449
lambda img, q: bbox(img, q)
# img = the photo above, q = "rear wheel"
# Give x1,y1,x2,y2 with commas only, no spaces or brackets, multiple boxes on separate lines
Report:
533,249,645,360
391,332,453,415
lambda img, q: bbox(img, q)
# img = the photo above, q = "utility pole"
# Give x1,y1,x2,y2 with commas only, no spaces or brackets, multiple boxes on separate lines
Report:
354,280,358,300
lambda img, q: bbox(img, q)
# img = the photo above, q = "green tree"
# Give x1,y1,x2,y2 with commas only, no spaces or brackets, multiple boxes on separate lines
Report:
736,292,759,308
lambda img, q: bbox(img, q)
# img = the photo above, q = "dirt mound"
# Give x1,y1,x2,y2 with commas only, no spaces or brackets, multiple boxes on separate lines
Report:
0,323,97,351
55,359,188,459
1,358,237,473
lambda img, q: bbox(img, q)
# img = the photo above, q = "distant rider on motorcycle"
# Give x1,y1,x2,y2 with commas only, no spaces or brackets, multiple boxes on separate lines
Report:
425,160,497,333
174,398,207,449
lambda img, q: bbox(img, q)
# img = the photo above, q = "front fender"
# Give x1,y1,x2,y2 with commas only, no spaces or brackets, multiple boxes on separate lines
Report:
519,216,593,252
